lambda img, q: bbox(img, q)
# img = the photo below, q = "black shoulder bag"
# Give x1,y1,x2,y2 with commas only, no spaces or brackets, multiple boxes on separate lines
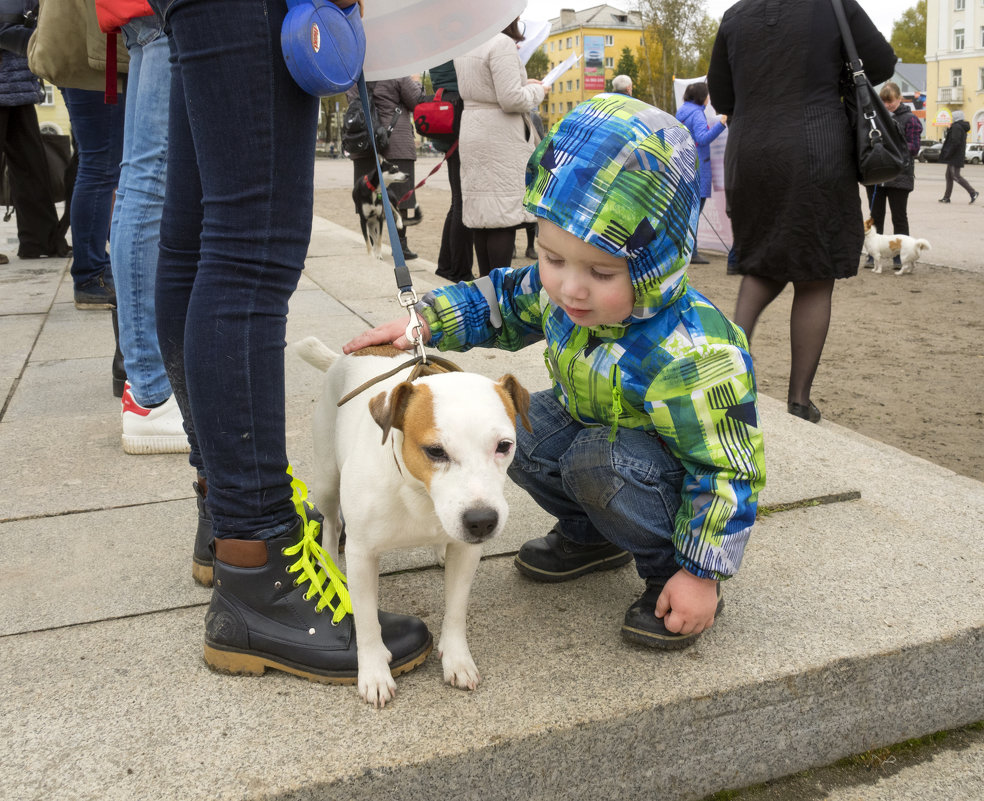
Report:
830,0,906,185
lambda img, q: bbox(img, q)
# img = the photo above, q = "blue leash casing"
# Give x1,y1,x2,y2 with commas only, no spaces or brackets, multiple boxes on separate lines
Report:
282,0,365,96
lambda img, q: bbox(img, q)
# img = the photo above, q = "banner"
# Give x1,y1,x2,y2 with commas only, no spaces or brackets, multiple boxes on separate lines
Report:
674,76,732,255
583,35,605,91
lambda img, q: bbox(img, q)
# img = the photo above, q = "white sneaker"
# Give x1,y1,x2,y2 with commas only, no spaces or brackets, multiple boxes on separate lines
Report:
121,382,191,455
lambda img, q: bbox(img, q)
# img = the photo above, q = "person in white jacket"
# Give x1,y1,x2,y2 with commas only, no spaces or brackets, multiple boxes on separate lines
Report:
454,18,546,276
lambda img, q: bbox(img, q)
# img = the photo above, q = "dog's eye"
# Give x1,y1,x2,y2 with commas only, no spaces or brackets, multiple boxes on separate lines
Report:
423,445,449,462
495,440,513,455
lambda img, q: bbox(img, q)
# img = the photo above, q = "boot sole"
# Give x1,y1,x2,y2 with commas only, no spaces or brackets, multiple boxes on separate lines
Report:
203,633,433,685
513,550,632,582
74,301,116,310
192,560,214,588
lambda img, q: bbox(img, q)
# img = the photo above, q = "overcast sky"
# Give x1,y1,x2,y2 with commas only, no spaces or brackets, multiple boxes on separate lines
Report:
521,0,902,40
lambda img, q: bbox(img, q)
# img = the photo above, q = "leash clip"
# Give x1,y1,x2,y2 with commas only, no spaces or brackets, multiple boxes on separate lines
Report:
398,289,427,363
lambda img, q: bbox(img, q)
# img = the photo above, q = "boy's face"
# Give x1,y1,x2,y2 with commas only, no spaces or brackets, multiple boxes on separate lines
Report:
537,220,634,327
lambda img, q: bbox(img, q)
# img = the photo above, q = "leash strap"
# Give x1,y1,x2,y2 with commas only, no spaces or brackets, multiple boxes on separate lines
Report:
397,140,458,205
336,354,464,407
358,72,427,359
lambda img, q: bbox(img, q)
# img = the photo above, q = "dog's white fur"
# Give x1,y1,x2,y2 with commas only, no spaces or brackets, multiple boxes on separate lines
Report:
293,337,530,707
863,218,931,275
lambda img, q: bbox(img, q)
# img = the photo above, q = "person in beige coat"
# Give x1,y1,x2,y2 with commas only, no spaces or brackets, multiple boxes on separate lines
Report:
455,19,546,276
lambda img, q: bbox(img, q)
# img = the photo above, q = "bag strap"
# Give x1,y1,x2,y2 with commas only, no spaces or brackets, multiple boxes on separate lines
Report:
828,0,865,81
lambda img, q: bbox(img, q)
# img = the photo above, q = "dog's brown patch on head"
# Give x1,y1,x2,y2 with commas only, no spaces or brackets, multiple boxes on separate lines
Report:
888,238,902,252
864,218,874,233
494,374,532,432
351,344,405,358
396,383,440,488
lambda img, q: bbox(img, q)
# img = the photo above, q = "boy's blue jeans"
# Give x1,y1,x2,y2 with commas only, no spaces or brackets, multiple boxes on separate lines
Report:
110,16,172,407
151,0,318,539
507,390,684,580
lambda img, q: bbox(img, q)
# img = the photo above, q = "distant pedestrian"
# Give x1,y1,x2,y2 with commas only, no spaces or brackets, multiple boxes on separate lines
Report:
938,110,978,204
612,74,632,95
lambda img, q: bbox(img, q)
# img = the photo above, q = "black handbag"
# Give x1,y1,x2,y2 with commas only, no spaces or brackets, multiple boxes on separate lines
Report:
830,0,906,185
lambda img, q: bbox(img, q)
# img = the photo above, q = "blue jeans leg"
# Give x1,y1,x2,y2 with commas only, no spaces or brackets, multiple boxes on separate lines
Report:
507,391,684,579
111,17,172,406
61,88,125,286
153,0,318,538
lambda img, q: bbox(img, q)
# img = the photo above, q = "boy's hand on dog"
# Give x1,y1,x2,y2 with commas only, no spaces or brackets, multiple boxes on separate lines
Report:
655,568,720,635
343,316,432,354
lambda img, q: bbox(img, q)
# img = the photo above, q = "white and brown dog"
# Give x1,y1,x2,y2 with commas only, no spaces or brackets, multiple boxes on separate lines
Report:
863,218,931,275
294,338,530,707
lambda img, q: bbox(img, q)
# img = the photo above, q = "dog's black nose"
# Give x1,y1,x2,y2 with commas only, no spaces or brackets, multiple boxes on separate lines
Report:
463,507,499,540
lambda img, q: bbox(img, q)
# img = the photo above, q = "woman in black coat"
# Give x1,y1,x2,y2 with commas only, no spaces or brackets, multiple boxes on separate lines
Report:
938,110,978,204
707,0,895,422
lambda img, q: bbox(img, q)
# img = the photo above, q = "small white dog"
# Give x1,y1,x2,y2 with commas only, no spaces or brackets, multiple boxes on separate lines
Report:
863,218,931,275
294,338,530,707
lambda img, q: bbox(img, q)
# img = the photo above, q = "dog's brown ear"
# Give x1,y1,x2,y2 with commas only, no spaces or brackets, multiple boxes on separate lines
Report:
369,383,415,443
497,374,532,432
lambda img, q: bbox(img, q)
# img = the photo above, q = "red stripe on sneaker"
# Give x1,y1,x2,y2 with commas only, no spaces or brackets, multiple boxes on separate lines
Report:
122,385,151,417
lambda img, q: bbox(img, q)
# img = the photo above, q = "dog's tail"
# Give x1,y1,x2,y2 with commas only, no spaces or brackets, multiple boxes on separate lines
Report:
915,239,931,253
291,336,340,372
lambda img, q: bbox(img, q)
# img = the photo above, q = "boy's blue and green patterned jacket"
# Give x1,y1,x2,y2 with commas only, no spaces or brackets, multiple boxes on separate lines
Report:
418,94,766,581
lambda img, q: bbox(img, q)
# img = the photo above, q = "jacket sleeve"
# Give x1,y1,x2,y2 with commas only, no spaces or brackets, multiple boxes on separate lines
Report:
417,266,546,352
706,24,735,117
688,113,726,147
488,35,544,113
399,76,424,110
644,342,765,581
845,0,896,84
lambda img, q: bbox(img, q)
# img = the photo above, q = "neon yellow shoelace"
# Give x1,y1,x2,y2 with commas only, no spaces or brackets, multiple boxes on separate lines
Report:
283,468,352,625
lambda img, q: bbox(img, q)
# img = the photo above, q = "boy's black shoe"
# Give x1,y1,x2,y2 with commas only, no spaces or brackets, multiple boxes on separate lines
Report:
514,526,632,582
204,518,432,683
621,577,724,650
74,272,116,309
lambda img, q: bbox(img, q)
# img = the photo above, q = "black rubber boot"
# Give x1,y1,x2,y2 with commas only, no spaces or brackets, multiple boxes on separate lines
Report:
398,228,417,260
110,307,126,398
621,578,724,650
514,526,632,582
204,519,433,683
192,477,213,587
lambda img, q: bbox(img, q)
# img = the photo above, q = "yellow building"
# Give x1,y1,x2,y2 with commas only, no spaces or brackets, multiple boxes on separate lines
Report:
925,0,984,142
538,4,644,129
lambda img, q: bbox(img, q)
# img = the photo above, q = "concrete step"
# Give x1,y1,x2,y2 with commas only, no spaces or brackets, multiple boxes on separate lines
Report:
1,218,982,800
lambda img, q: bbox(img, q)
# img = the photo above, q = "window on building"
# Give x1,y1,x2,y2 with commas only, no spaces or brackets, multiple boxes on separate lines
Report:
576,79,580,90
567,101,573,111
550,41,554,51
955,0,965,9
551,103,556,113
979,66,984,91
566,36,572,48
567,80,573,91
604,35,614,46
614,14,627,22
955,27,965,49
980,25,984,47
605,57,614,68
952,68,963,86
575,36,579,46
41,85,54,106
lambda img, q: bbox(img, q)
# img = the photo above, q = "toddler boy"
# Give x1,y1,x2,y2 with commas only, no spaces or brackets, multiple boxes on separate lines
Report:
344,94,766,649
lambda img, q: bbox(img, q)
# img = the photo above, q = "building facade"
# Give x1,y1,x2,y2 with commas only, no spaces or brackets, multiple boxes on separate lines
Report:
538,4,644,129
925,0,984,141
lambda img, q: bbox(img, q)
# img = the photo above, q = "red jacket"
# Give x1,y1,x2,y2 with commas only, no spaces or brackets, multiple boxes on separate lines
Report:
95,0,154,33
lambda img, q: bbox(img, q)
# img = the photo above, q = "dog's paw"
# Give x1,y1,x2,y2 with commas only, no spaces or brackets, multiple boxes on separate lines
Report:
358,665,398,708
432,543,446,567
440,647,481,691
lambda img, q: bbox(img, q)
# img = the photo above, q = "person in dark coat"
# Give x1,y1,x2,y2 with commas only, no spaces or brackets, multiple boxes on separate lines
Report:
863,82,921,269
675,81,726,264
707,0,895,423
345,76,424,259
938,110,978,204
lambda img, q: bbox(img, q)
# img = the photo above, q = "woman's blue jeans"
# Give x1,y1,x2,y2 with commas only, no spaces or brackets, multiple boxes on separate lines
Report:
151,0,318,538
110,16,172,406
61,88,125,286
507,391,684,579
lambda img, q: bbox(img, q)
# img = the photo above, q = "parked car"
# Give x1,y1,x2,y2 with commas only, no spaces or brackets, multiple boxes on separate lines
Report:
918,142,942,162
966,143,984,164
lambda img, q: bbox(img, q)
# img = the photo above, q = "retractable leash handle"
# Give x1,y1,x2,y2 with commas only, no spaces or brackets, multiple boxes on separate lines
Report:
357,72,428,361
282,0,365,96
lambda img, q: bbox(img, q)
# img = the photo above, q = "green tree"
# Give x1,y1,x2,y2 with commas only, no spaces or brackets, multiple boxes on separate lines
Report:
636,0,716,108
526,48,550,81
890,0,926,63
615,46,639,83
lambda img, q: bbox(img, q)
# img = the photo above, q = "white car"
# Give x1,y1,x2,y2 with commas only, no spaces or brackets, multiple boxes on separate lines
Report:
966,143,984,164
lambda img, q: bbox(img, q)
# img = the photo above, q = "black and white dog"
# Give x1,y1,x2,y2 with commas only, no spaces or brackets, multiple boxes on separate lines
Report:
352,160,408,260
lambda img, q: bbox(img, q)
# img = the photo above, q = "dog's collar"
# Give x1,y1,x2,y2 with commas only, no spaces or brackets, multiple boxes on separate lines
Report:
362,174,377,193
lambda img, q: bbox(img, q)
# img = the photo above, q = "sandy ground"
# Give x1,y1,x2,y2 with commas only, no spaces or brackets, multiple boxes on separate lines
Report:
314,156,984,483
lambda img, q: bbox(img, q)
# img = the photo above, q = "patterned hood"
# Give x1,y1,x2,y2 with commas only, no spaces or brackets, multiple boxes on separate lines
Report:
524,94,700,323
